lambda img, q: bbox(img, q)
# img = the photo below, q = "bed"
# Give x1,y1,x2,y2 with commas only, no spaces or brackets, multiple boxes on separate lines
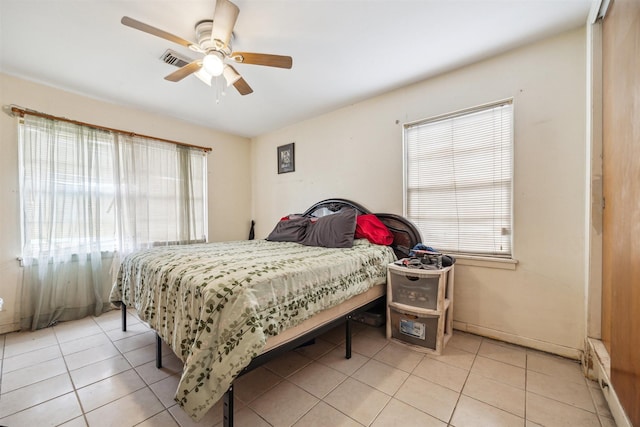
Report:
109,198,421,425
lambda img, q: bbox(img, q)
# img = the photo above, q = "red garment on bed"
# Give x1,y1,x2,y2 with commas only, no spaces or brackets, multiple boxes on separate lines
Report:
355,214,394,245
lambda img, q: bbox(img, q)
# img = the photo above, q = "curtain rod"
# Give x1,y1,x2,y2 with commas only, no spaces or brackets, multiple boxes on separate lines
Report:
7,105,212,153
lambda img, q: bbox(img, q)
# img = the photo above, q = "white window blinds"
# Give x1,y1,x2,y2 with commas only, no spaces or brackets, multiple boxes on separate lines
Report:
404,100,513,257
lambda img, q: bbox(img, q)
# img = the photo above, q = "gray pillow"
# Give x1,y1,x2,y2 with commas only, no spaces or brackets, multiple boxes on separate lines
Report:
302,208,357,248
266,216,310,242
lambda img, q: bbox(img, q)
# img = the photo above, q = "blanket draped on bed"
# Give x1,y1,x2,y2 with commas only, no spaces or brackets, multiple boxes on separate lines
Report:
110,239,395,420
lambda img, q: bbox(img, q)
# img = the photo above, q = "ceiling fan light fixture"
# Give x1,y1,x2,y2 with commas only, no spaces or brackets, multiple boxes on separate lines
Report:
203,52,224,76
194,68,213,86
222,65,241,87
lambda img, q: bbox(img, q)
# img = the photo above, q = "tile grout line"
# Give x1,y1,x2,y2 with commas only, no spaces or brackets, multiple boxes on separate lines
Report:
340,335,393,427
0,314,159,425
54,315,140,425
393,341,426,398
53,317,95,426
449,336,533,424
105,315,184,427
524,348,529,423
447,336,482,426
0,328,81,422
286,327,391,427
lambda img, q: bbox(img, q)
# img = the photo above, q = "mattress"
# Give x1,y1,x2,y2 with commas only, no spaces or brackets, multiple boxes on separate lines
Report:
110,238,395,420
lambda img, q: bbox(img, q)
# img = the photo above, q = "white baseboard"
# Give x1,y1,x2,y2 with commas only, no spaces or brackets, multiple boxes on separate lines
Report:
452,321,582,359
585,338,632,427
0,321,20,335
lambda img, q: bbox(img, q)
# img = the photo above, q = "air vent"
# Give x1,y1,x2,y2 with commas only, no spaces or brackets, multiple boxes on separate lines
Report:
160,49,193,68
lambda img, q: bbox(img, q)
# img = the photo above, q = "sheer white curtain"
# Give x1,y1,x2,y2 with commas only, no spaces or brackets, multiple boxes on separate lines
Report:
19,116,207,330
113,133,207,257
19,115,117,329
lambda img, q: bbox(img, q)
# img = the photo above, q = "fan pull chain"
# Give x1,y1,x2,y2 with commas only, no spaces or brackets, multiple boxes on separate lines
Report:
214,76,226,105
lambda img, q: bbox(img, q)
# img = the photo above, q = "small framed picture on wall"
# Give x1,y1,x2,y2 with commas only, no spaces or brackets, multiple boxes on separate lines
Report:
277,143,295,174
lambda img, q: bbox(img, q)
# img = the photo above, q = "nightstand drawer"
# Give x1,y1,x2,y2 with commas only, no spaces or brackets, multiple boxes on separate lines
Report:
388,264,451,311
388,306,439,350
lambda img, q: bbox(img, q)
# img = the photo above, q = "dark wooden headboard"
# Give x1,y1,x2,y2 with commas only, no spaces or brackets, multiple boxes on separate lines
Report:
301,198,421,259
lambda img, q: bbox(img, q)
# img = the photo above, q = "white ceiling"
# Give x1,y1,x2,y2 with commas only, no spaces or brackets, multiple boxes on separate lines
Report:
0,0,593,138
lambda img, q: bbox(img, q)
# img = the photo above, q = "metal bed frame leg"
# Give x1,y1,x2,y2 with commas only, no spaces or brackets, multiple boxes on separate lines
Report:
345,314,352,359
223,385,234,427
122,303,162,369
121,303,127,332
120,302,164,370
156,334,163,369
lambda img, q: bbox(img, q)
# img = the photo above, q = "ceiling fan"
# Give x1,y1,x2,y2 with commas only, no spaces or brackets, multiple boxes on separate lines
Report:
121,0,293,95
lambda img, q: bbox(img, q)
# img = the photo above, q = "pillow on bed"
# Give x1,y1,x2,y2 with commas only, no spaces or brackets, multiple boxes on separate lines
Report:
266,216,310,242
355,214,394,245
302,208,357,248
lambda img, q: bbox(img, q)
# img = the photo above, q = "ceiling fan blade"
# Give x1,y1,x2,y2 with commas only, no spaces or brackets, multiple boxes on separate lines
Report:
224,65,252,95
211,0,239,48
122,16,198,50
164,61,202,82
233,77,253,96
231,52,293,69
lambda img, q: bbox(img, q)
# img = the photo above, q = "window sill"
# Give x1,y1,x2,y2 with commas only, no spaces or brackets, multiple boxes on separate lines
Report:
17,251,116,267
453,254,518,270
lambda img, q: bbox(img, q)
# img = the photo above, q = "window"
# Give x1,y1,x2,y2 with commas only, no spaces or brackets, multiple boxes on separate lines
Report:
404,100,513,257
19,115,207,262
19,121,119,258
114,134,208,253
17,112,208,330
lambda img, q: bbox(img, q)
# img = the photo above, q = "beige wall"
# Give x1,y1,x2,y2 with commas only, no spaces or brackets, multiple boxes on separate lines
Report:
251,28,588,357
0,73,251,333
0,28,590,356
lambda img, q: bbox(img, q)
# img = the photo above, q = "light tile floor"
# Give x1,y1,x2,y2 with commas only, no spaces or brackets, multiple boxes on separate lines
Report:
0,309,617,427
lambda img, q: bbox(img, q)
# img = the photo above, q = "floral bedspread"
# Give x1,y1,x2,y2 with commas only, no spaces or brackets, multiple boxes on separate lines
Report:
109,239,395,420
